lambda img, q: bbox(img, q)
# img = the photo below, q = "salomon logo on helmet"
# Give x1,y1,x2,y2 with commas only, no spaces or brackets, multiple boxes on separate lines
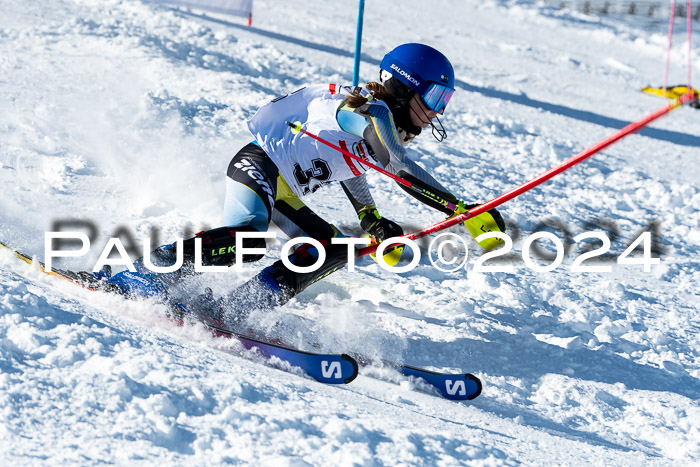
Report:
380,43,455,96
389,64,420,87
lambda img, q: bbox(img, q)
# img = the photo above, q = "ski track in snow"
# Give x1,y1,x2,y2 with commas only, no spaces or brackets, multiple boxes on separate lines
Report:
0,0,699,464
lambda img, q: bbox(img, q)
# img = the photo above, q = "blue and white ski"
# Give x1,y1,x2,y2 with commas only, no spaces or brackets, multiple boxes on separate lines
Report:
0,241,359,385
351,353,482,401
399,365,482,401
205,322,358,384
1,241,479,397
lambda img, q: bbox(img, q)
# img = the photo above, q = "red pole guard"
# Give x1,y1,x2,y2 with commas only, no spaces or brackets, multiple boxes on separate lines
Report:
286,121,413,188
357,97,688,258
286,121,459,211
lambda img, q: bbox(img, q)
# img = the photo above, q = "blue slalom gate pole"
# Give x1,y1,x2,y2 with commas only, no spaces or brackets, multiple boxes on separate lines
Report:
352,0,365,86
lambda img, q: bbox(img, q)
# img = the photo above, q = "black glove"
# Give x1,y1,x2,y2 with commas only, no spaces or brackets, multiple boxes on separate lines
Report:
359,208,404,242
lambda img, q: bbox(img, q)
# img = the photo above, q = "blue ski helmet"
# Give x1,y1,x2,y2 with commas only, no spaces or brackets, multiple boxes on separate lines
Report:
380,43,455,113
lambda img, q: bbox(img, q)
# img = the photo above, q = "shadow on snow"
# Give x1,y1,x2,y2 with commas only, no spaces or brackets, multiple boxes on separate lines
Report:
177,10,700,148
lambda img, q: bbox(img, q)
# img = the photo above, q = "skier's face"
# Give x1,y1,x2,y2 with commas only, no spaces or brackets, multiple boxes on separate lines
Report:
409,93,439,129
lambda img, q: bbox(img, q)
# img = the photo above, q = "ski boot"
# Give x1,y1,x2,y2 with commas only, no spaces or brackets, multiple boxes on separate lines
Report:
68,264,168,299
106,269,170,299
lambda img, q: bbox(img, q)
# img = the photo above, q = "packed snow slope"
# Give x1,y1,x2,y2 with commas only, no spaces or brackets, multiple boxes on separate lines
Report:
1,0,699,464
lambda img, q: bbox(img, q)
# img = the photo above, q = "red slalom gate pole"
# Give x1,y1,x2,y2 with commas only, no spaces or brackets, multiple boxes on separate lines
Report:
286,121,412,188
285,121,459,211
357,95,693,258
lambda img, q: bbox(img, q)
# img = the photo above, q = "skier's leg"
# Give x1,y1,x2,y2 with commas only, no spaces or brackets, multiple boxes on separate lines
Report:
218,189,352,324
139,143,278,271
109,143,277,295
218,239,352,326
270,175,343,241
222,176,269,233
252,177,350,304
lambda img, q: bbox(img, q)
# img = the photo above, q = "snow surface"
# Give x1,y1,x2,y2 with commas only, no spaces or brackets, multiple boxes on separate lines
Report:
1,0,699,464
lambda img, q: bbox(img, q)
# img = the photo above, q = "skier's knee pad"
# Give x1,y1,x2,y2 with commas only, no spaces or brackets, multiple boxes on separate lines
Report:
181,225,267,267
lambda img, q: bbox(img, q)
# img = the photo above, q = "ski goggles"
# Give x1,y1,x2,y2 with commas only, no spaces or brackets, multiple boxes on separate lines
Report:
421,82,454,113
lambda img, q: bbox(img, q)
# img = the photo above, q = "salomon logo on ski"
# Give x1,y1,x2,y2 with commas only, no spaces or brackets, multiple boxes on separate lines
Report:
321,360,342,379
445,380,467,396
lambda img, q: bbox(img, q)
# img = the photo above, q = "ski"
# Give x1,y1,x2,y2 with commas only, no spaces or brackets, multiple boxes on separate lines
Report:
0,241,359,385
184,301,483,401
204,322,358,384
351,354,482,401
399,365,481,401
1,241,477,396
0,241,100,290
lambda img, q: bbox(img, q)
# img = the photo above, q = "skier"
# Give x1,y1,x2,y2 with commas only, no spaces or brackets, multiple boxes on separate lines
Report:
105,43,506,324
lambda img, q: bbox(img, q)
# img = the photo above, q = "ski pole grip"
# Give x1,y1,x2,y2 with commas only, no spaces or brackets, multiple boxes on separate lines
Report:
285,121,303,134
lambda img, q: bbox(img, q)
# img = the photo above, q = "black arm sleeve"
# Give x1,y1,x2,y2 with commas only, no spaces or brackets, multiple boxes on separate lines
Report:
340,175,376,215
394,171,458,214
359,103,457,215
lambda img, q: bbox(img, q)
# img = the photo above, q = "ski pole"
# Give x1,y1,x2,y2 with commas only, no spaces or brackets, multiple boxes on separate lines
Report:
285,121,459,211
356,95,693,257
